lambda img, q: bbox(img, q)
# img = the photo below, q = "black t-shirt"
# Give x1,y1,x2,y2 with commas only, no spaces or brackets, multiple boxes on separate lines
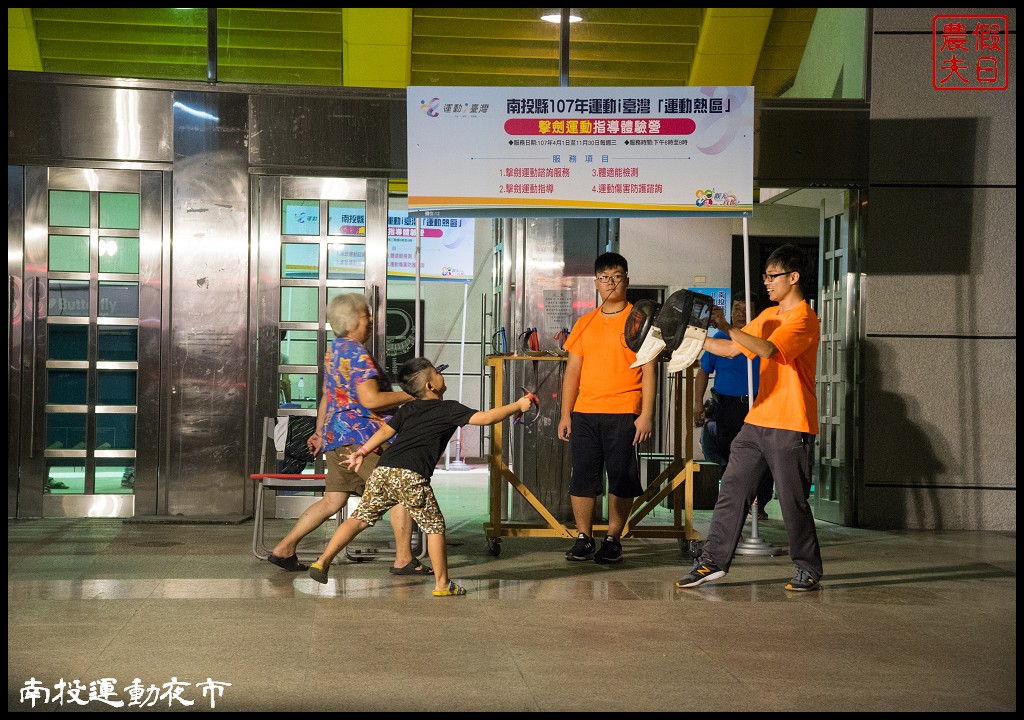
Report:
380,399,476,479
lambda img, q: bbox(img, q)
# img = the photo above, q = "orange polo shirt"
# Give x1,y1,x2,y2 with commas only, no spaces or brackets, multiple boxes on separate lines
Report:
740,301,820,434
564,305,643,415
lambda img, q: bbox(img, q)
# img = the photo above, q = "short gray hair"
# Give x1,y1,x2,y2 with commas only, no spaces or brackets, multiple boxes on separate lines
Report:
326,293,368,337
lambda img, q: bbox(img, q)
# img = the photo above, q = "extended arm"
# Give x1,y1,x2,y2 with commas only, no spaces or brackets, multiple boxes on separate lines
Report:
344,424,398,472
706,305,778,360
469,395,534,426
355,377,413,412
306,380,329,455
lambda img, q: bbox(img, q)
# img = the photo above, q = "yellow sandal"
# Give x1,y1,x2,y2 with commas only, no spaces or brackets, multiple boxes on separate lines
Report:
432,580,466,597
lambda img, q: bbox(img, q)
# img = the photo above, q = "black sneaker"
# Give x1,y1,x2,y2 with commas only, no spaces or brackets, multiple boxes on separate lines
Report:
565,533,596,561
675,560,726,588
594,536,623,564
785,568,821,591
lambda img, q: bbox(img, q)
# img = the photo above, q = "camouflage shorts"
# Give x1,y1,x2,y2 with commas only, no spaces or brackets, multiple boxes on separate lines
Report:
352,466,446,535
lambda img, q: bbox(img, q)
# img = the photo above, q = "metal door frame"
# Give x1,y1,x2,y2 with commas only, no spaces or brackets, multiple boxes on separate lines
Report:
249,174,389,504
814,189,862,525
8,166,26,518
15,165,166,518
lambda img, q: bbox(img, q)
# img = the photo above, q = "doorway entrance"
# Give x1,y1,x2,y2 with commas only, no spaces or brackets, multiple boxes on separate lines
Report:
11,166,166,518
251,175,389,477
744,189,863,525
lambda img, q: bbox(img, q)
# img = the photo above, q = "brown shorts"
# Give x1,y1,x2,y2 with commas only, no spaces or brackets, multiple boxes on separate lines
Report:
353,466,446,535
324,444,381,495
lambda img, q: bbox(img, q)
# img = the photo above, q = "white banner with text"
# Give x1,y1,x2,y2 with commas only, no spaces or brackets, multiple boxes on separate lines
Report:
408,86,753,218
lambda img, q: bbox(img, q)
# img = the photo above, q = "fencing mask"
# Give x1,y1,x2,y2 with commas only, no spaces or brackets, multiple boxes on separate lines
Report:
625,290,715,372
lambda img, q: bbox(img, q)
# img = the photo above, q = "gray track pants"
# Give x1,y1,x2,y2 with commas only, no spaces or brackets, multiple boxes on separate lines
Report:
702,423,824,580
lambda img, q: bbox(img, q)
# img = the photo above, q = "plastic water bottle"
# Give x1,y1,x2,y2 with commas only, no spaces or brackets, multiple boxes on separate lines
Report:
297,376,305,400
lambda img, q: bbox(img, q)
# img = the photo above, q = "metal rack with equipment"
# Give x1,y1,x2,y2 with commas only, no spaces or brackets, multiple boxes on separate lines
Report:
483,354,706,558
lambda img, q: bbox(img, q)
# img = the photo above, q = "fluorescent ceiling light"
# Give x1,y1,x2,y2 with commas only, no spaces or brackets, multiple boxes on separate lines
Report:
541,13,581,23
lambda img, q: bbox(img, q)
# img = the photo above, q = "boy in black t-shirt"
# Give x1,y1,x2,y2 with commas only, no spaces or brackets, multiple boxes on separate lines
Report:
309,358,534,597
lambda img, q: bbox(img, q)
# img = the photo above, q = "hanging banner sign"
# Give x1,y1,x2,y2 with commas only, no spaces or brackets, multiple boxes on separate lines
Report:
407,86,753,218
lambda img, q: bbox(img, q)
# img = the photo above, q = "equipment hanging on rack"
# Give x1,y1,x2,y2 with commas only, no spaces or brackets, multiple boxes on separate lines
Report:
553,327,570,353
490,327,509,355
623,289,716,372
517,327,540,354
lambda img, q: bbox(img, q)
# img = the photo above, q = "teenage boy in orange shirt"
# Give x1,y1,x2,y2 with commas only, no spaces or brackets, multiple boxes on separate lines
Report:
676,244,824,591
558,252,657,564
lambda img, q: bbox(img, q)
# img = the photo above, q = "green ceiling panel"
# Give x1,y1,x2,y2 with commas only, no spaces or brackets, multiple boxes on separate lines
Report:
42,59,207,83
34,23,207,46
31,8,207,26
217,8,343,33
29,7,344,86
217,65,342,87
217,8,342,86
38,40,206,64
14,7,839,99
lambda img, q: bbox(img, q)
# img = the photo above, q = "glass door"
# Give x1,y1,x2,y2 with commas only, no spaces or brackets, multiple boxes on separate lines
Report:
253,176,388,477
18,167,165,518
814,189,862,525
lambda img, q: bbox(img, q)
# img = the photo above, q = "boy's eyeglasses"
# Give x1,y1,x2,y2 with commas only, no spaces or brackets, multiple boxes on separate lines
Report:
762,271,791,282
596,274,626,284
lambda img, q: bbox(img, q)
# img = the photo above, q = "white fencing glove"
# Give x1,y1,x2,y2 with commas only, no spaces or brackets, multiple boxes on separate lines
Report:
667,325,708,373
630,325,666,368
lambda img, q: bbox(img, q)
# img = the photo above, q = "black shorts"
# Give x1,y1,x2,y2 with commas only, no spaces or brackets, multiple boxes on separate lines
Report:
568,412,642,498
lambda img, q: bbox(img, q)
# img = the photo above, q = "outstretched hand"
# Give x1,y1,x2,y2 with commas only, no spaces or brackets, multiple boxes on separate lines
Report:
512,388,540,425
344,450,364,473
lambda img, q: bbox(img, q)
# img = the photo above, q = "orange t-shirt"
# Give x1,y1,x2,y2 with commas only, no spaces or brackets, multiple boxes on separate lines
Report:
564,305,643,415
740,301,820,434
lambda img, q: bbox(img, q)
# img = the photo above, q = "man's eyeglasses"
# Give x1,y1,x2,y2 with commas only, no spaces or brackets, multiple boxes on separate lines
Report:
762,271,791,282
595,274,626,284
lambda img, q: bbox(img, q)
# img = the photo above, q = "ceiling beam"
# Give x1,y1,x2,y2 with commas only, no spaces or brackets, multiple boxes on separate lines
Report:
343,8,412,88
8,8,43,71
689,8,773,87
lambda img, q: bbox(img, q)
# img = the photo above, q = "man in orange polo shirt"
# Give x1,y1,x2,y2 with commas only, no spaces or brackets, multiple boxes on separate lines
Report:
675,244,824,591
558,252,657,564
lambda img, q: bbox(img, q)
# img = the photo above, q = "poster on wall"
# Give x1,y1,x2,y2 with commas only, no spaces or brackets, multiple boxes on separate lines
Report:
303,207,475,281
542,289,574,337
386,211,475,281
407,86,754,218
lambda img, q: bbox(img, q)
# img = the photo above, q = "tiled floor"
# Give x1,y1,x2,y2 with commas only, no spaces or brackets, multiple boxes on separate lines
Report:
7,471,1017,711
